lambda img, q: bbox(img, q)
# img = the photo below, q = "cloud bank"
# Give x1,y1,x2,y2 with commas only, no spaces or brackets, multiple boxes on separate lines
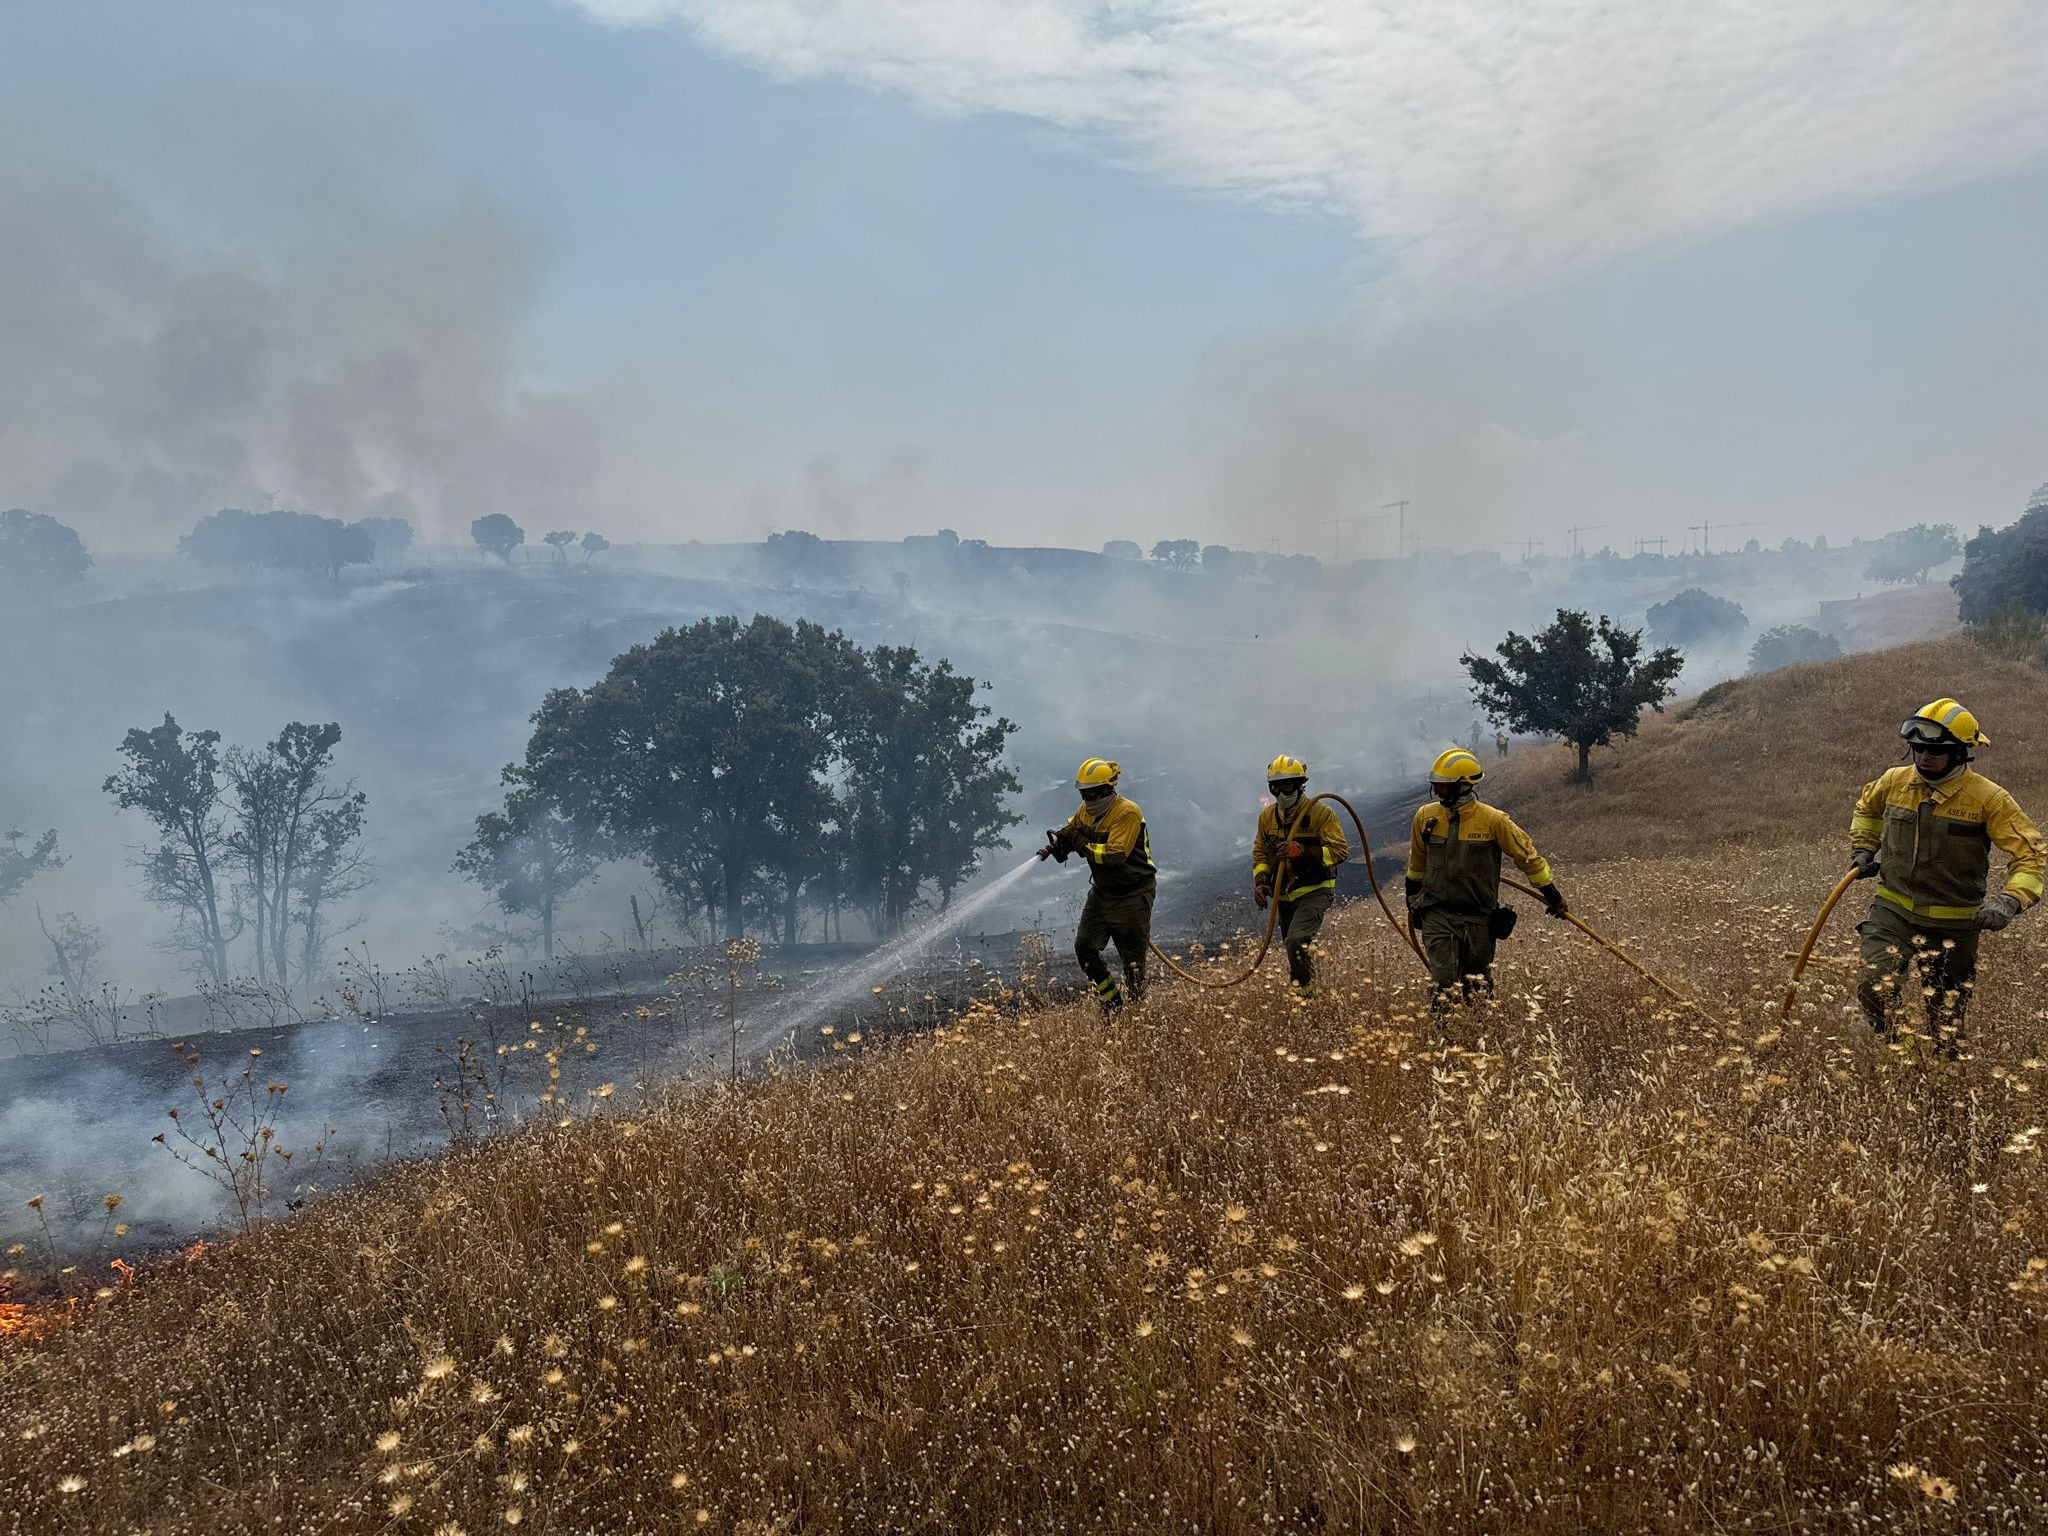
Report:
573,0,2048,308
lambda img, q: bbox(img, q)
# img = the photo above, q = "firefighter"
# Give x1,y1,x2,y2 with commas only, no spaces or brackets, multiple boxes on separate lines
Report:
1252,755,1349,996
1406,749,1566,1019
1495,731,1510,759
1848,698,2044,1058
1039,758,1157,1014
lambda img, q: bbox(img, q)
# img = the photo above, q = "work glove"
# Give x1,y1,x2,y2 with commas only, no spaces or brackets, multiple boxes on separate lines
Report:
1284,840,1304,860
1037,827,1074,863
1848,849,1879,880
1404,877,1422,915
1976,892,2023,932
1253,881,1272,911
1537,882,1569,919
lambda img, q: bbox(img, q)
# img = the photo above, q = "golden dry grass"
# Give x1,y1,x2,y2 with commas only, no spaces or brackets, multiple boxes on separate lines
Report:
3,830,2047,1533
1484,635,2048,864
7,639,2048,1532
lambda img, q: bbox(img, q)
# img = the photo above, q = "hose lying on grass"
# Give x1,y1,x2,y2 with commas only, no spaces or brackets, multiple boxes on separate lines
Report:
1497,876,1711,1017
1145,793,1708,1014
1146,792,1427,990
1779,866,1863,1021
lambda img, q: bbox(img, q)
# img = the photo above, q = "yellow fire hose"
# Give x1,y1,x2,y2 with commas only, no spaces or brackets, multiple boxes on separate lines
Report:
1130,793,1703,1010
1779,866,1862,1021
1144,792,1427,990
1497,877,1710,1016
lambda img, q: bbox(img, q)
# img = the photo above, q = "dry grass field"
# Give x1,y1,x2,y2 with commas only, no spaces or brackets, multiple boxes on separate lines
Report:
4,640,2047,1534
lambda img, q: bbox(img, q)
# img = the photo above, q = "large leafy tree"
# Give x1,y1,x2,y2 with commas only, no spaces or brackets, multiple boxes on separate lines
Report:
471,513,525,563
523,615,854,941
0,509,92,601
181,508,373,580
104,715,239,983
1865,523,1961,586
1954,502,2048,623
1150,539,1200,572
837,646,1021,937
1464,609,1684,784
455,773,605,961
1645,587,1748,648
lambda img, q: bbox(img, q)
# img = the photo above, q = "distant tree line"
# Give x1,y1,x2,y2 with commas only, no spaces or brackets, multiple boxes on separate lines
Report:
458,615,1020,951
469,514,610,566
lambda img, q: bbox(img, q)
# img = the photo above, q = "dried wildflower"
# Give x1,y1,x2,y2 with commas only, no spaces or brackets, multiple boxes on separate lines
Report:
421,1356,455,1382
376,1430,402,1454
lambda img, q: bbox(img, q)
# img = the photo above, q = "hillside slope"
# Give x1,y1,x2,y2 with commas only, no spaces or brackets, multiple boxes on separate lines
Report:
3,637,2047,1534
1484,634,2048,865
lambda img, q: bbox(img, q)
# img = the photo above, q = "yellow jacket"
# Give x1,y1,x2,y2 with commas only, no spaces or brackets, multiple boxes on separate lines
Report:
1407,798,1553,915
1061,795,1157,897
1851,765,2045,923
1253,800,1348,899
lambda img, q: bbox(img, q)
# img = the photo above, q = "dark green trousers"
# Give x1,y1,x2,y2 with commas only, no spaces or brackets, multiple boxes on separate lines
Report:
1077,883,1154,1003
1278,888,1333,988
1856,898,1978,1056
1418,907,1495,1000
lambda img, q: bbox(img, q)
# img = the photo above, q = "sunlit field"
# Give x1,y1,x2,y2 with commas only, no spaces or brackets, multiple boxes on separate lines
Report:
4,819,2045,1532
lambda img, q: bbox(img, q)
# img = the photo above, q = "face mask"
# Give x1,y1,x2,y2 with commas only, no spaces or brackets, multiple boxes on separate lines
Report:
1081,790,1116,817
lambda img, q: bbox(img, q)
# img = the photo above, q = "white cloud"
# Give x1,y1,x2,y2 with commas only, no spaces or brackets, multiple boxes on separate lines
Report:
570,0,2048,307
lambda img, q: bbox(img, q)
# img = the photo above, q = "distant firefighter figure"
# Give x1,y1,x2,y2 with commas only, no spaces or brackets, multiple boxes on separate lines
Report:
1038,758,1156,1015
1251,754,1348,998
1406,748,1567,1024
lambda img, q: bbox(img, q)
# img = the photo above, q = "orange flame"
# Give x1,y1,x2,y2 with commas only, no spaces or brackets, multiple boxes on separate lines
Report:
0,1302,48,1344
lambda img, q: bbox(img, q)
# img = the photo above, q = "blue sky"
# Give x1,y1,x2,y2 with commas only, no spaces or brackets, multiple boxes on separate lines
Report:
2,0,2044,553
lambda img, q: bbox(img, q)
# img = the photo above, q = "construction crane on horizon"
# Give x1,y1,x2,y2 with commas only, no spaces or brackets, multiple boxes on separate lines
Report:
1633,536,1670,557
1688,520,1763,556
1565,523,1609,558
1382,499,1412,560
1325,513,1364,563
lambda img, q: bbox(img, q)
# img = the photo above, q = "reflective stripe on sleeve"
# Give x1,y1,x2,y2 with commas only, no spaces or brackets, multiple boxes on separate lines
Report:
1526,859,1553,887
1253,862,1270,876
2009,869,2044,904
1850,815,1883,840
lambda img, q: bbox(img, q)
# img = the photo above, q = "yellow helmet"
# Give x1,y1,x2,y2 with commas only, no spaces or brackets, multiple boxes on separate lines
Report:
1429,748,1485,786
1265,753,1308,783
1902,698,1988,750
1075,757,1121,790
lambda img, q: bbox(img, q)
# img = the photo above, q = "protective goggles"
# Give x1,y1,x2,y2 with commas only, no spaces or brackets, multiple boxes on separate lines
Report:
1078,783,1116,801
1899,718,1960,750
1268,779,1307,798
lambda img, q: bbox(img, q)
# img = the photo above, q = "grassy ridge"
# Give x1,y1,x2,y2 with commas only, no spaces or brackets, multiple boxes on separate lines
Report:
1484,634,2048,864
4,645,2048,1533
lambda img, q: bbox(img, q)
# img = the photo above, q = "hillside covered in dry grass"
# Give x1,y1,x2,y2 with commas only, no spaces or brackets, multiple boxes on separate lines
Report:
4,638,2047,1534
